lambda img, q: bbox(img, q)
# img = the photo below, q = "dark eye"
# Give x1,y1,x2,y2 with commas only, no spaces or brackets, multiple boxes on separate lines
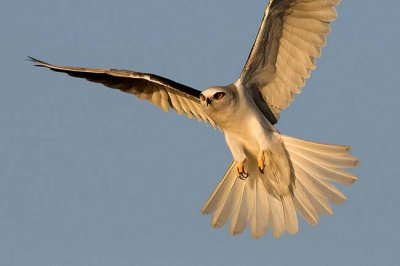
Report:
213,92,226,100
200,93,206,101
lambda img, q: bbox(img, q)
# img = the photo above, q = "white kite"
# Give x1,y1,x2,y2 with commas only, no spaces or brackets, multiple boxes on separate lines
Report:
30,0,358,239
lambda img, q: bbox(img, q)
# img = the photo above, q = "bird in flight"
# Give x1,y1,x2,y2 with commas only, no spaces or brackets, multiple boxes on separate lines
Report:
29,0,358,239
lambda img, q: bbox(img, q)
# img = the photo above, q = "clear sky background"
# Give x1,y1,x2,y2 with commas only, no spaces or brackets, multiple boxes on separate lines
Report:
1,0,399,265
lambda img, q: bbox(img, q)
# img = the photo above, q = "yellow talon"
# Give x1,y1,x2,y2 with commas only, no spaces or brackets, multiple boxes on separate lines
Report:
258,150,266,174
236,160,249,180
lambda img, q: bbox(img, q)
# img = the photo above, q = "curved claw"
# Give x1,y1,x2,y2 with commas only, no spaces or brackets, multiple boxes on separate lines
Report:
258,150,267,174
236,160,249,180
239,171,249,180
258,167,264,174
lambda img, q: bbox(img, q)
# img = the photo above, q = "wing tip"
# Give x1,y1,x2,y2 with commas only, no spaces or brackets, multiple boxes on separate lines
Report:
26,56,50,67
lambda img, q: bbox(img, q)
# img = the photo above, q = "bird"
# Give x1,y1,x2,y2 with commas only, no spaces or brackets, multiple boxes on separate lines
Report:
29,0,358,239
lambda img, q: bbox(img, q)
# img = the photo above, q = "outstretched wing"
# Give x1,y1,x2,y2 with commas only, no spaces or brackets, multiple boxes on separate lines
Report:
29,57,216,127
239,0,340,120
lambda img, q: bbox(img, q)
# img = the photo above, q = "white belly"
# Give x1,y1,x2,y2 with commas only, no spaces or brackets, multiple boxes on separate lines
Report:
221,98,292,196
224,118,274,159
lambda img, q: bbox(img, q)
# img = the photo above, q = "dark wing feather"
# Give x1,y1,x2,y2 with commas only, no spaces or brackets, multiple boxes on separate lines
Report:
240,0,341,120
28,57,216,126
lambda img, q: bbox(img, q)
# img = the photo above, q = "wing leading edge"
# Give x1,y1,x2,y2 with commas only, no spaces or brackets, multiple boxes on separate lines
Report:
28,57,216,127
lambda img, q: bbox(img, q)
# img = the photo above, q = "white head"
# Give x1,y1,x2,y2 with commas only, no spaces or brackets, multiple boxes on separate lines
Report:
200,86,234,108
199,86,237,121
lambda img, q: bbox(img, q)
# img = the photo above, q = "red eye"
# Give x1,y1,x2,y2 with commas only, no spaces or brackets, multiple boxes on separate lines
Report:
213,92,226,100
200,93,206,101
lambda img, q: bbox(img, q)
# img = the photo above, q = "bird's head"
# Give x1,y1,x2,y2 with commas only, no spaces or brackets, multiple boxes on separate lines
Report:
199,86,234,112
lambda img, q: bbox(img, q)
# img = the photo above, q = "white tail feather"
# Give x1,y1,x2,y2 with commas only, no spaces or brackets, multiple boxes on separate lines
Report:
211,176,240,228
269,194,285,238
282,195,299,235
249,178,269,239
293,181,319,225
230,181,254,235
202,135,358,239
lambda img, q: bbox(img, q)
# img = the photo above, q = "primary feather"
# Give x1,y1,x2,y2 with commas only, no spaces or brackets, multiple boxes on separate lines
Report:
240,0,342,119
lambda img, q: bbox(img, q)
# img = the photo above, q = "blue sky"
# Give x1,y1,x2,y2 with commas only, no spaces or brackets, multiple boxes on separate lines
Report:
1,0,399,265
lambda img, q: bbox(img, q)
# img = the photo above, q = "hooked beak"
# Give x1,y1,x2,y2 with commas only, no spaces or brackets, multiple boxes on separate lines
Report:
206,97,212,106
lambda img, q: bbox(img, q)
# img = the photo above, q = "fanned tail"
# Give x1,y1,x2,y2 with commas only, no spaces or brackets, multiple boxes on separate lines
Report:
201,135,358,239
282,135,358,226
